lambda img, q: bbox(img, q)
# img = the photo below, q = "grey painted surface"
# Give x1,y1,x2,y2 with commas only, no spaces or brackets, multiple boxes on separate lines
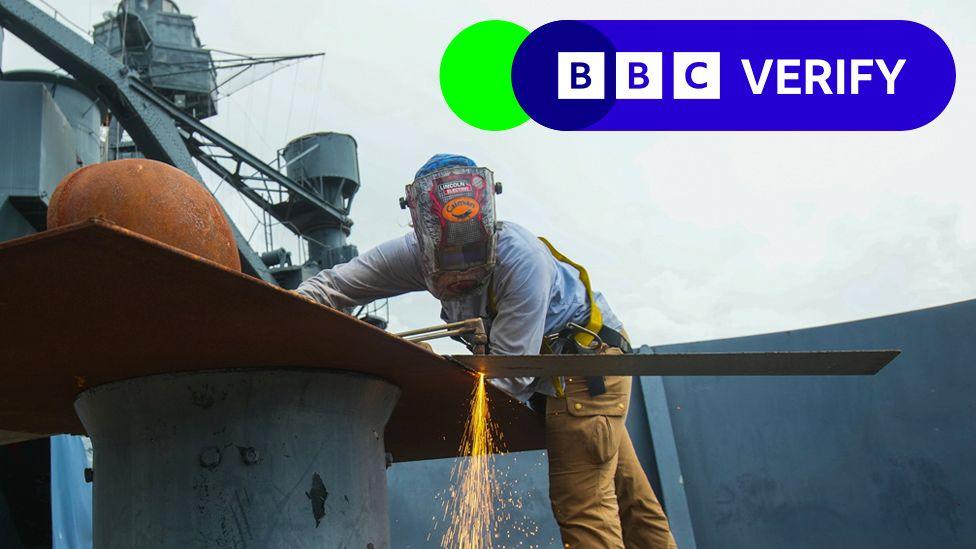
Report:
637,376,698,549
388,451,562,548
0,198,36,242
43,79,101,167
0,82,76,200
76,370,400,549
0,78,97,235
387,387,668,548
651,300,974,549
5,71,104,166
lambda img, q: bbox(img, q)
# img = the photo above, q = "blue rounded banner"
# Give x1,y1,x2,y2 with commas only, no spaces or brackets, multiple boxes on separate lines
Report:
511,20,955,131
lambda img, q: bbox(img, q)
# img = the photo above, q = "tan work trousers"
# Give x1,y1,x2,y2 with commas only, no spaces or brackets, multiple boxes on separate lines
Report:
546,375,677,548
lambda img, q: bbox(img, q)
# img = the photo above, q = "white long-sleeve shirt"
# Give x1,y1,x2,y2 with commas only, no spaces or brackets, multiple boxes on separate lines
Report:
297,221,623,402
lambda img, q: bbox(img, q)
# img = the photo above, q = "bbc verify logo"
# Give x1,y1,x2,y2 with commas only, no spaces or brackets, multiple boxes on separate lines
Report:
558,53,906,100
559,52,721,100
439,20,954,131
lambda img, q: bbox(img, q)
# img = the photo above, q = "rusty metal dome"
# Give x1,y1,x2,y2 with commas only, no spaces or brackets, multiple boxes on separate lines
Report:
47,159,241,271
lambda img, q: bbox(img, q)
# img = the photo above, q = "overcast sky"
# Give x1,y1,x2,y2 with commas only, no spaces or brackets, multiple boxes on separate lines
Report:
3,0,974,353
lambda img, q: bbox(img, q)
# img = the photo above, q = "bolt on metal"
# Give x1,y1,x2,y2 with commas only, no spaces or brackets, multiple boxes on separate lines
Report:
239,446,260,465
199,446,221,469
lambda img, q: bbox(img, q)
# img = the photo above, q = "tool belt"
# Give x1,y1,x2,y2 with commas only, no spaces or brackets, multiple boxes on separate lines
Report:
545,323,633,356
543,322,632,398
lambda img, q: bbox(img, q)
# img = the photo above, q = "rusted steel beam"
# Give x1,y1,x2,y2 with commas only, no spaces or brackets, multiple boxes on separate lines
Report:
454,350,899,378
0,220,543,462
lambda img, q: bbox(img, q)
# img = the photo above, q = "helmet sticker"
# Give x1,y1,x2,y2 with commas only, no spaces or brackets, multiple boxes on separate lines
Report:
443,196,481,222
440,179,473,195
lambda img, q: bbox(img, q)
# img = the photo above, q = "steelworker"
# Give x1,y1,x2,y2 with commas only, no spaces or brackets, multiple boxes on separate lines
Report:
297,154,677,548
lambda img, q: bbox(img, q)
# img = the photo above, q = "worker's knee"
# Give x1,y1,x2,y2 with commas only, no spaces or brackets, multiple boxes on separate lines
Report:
547,461,623,547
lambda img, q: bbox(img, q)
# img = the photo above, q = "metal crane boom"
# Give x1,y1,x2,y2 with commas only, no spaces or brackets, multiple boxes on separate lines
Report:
0,0,276,283
132,77,349,224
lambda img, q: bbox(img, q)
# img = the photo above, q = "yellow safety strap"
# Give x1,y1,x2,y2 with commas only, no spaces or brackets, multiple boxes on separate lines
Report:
486,237,604,398
537,237,603,348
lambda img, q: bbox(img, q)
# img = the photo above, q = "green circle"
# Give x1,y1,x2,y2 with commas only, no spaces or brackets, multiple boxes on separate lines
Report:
440,20,530,131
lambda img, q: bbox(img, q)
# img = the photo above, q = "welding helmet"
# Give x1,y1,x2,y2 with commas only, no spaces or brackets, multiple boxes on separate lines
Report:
401,154,502,300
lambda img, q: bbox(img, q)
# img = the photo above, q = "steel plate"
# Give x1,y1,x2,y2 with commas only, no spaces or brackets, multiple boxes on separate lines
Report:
0,220,543,461
454,350,899,378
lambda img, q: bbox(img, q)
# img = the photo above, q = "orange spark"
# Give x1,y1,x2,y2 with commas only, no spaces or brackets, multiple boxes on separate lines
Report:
440,373,503,548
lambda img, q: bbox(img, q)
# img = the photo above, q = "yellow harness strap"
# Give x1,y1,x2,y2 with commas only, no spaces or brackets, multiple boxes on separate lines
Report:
536,237,603,349
486,237,604,398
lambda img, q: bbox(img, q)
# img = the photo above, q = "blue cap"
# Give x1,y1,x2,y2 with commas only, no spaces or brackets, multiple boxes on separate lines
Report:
415,154,476,179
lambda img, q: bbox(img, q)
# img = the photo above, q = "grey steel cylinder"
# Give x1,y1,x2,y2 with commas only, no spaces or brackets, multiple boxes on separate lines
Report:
75,369,400,548
283,132,361,200
282,132,362,267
